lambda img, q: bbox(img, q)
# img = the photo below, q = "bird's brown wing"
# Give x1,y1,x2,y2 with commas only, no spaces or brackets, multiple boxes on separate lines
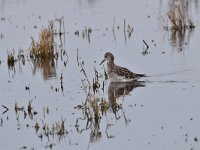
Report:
113,66,140,79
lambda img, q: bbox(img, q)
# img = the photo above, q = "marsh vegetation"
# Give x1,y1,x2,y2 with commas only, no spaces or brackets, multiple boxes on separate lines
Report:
0,0,200,150
161,0,196,50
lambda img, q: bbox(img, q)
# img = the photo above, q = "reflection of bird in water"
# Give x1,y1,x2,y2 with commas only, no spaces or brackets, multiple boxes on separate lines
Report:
108,81,145,114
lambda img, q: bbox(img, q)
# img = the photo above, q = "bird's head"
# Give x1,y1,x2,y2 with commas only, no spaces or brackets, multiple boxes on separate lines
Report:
100,52,114,65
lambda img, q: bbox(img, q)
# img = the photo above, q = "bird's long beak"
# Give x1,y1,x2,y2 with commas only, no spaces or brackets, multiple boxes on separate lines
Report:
100,59,105,65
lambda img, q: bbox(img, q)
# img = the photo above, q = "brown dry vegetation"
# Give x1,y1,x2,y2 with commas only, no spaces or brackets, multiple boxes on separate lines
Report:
30,21,56,79
168,2,195,32
29,18,66,79
30,21,54,58
7,53,15,67
166,1,195,32
74,53,135,143
161,1,196,50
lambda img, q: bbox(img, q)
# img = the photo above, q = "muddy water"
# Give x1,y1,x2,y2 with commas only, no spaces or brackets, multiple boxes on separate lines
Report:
0,0,200,149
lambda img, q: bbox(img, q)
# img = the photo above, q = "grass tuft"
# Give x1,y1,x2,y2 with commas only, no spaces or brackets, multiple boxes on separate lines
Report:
166,2,195,32
30,21,54,59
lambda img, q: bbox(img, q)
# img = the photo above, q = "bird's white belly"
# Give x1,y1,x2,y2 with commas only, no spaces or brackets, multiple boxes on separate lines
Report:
108,72,135,82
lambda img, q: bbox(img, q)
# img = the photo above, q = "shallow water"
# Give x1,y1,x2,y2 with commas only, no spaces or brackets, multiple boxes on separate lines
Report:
0,0,200,149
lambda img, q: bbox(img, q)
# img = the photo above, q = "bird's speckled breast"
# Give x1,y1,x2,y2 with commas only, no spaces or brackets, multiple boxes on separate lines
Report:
106,62,124,82
106,62,114,77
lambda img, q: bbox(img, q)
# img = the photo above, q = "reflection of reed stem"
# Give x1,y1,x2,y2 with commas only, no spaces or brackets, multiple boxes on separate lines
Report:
124,19,127,44
123,18,126,32
112,18,116,42
77,49,79,66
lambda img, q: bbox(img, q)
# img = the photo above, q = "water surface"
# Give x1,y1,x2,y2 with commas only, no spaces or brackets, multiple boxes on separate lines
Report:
0,0,200,149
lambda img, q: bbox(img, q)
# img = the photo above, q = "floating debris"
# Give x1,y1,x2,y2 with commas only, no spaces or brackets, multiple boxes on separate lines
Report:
82,27,92,43
27,101,33,118
194,137,198,142
2,105,9,114
34,120,40,133
142,40,150,55
20,146,27,150
25,86,30,91
74,30,79,36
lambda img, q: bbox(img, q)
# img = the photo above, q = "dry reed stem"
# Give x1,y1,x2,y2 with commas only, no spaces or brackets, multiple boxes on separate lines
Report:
168,4,184,32
167,2,195,32
30,21,54,58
